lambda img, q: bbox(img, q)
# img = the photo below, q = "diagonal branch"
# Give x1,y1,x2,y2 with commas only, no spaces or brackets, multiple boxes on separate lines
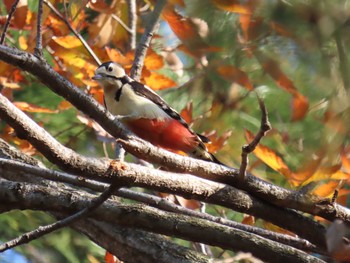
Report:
130,0,167,79
0,0,20,44
43,0,101,65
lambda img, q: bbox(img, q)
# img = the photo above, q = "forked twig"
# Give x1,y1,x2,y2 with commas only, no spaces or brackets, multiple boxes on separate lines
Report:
0,182,119,252
239,94,271,180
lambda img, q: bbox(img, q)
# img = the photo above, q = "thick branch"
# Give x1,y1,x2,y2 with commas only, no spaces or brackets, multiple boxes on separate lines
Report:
71,219,211,263
0,180,325,263
0,158,323,253
0,141,209,263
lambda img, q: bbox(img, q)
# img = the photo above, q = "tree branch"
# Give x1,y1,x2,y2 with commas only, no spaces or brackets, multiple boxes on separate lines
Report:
0,180,325,263
0,182,119,252
0,142,209,263
34,0,44,57
0,0,20,44
130,0,166,79
0,45,348,241
71,219,211,263
0,157,321,254
127,0,137,51
239,95,271,179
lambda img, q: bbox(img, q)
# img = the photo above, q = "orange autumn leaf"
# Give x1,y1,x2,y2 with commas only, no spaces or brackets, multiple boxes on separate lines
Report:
242,215,255,225
58,100,73,110
291,93,309,121
144,50,164,70
239,14,263,44
245,129,292,178
205,130,232,153
4,0,28,29
105,47,133,67
13,102,58,113
290,158,322,187
176,197,201,210
217,65,254,90
104,251,117,263
180,102,193,124
211,0,252,14
89,86,105,105
255,51,309,120
144,72,177,90
312,180,340,198
162,7,198,41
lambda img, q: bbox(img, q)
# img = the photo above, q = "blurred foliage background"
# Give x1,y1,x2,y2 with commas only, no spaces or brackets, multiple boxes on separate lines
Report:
1,0,350,262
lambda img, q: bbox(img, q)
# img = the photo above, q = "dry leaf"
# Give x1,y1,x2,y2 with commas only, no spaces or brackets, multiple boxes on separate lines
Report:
13,102,58,113
245,129,292,179
217,65,254,90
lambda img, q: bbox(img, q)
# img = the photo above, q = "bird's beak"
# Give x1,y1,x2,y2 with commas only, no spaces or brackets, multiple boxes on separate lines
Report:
92,73,103,80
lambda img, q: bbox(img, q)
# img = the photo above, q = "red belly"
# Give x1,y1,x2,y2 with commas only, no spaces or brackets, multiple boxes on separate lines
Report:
124,118,198,153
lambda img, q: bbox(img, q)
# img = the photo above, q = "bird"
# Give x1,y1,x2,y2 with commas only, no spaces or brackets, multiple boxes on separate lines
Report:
92,61,223,165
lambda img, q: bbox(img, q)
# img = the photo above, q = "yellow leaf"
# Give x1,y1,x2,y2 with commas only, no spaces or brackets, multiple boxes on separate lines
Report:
52,36,82,49
245,129,292,179
211,0,253,14
19,35,28,50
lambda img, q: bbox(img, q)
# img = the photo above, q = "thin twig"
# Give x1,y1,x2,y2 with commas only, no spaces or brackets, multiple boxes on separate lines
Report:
0,182,119,252
111,14,133,34
34,0,44,57
0,0,20,45
130,0,166,80
239,94,271,180
43,0,101,65
335,31,350,90
127,0,137,51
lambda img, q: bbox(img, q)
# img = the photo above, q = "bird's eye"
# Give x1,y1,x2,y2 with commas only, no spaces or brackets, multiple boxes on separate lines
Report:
107,66,113,72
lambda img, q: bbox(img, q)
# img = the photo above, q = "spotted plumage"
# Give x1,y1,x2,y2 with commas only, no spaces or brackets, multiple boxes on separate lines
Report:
93,61,223,164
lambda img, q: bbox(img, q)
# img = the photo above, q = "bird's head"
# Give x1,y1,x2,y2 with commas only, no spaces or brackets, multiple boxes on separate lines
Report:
92,62,126,85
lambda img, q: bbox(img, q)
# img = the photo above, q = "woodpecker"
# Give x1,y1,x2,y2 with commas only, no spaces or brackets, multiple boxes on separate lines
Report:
93,62,223,164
